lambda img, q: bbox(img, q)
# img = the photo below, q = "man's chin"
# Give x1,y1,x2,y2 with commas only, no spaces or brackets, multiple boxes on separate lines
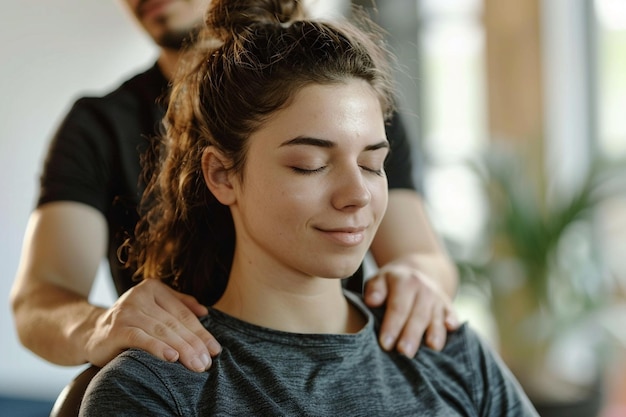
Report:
157,31,192,50
156,23,201,50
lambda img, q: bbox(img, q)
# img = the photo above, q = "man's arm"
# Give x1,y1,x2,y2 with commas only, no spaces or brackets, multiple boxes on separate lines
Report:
366,189,459,356
10,201,220,371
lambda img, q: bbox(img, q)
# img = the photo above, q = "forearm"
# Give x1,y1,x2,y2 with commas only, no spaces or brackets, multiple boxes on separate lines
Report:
11,281,105,366
10,203,109,365
370,190,458,298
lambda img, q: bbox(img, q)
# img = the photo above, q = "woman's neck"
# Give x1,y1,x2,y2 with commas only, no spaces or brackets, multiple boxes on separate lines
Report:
213,257,366,334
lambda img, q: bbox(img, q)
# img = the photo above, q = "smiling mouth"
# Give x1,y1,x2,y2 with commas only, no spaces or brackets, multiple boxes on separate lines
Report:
317,227,367,247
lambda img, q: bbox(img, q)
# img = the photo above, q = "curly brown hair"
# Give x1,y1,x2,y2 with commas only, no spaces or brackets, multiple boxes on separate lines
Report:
127,0,396,305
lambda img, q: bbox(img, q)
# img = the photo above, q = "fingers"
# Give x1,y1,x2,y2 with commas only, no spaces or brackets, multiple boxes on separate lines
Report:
363,274,389,307
126,309,214,372
444,307,461,331
175,291,210,318
373,274,421,355
155,285,222,357
423,303,446,351
132,280,222,371
423,306,460,351
365,269,458,357
87,279,221,372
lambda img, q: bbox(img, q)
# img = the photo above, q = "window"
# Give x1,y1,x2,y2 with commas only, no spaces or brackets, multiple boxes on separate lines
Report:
595,0,626,158
418,0,488,251
594,0,626,288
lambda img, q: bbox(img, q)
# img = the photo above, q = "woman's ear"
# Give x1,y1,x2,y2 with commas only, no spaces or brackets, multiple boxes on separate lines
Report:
201,147,237,205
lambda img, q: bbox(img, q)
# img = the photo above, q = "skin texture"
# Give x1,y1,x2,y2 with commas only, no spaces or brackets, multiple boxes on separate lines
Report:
205,81,389,334
10,0,459,374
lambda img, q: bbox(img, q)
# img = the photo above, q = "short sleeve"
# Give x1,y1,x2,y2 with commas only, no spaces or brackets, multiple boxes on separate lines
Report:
79,351,183,417
37,98,116,214
458,326,539,416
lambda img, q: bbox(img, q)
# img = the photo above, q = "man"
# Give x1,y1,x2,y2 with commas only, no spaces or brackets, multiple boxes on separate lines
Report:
10,0,458,373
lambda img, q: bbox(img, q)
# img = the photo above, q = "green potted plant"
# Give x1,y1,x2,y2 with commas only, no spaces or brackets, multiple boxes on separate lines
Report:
451,144,626,416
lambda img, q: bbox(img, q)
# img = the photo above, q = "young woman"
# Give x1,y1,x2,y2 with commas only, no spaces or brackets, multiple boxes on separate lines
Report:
79,1,537,415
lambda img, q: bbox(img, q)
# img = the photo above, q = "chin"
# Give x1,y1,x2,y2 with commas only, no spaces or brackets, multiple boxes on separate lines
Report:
156,23,201,50
313,261,363,280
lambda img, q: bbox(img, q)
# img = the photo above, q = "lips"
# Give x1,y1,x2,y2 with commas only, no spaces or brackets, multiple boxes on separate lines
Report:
316,226,368,247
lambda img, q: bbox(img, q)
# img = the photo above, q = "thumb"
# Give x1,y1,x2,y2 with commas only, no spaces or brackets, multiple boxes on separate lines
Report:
363,273,388,307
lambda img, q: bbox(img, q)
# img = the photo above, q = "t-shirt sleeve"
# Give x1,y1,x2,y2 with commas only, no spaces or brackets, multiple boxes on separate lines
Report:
384,111,421,193
79,352,183,417
458,325,539,416
37,98,116,214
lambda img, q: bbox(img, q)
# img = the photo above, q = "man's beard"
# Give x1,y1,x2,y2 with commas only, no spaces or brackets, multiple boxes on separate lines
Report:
157,24,202,50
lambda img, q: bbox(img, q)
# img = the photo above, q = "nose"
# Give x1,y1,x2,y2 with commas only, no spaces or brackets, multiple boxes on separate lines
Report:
330,165,372,210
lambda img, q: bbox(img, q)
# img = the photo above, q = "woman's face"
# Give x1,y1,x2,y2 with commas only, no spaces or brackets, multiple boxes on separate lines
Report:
228,79,389,280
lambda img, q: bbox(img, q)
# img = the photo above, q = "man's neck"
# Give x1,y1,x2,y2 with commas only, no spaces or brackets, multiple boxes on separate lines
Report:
157,48,182,81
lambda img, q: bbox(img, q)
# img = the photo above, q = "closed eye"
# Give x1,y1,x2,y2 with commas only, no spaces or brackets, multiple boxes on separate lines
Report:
360,165,385,177
291,166,326,175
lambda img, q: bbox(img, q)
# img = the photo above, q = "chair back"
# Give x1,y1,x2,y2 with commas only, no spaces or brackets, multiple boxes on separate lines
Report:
50,366,100,417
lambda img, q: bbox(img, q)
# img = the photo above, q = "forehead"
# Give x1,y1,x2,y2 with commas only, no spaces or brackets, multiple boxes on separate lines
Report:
251,80,386,145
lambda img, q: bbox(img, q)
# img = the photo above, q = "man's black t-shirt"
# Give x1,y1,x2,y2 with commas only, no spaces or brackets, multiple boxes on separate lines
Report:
37,63,418,302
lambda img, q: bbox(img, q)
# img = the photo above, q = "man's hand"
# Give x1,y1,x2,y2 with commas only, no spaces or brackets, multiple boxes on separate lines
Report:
85,279,221,372
364,259,459,358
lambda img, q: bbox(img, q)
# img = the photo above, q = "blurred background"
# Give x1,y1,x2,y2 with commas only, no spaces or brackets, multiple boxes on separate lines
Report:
1,0,625,415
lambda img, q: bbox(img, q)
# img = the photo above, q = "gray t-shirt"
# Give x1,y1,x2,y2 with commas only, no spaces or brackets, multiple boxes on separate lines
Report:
80,292,538,416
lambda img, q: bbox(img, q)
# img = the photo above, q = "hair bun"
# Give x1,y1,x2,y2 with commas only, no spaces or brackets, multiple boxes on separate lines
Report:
206,0,306,40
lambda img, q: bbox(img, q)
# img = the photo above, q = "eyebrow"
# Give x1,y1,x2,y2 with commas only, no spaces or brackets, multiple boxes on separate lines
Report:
279,136,390,151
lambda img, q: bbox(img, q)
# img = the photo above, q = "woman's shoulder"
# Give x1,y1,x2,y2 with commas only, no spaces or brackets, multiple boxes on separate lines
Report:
93,349,178,384
91,348,207,392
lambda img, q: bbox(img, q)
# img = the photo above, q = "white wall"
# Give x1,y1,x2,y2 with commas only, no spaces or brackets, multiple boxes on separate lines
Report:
0,0,158,400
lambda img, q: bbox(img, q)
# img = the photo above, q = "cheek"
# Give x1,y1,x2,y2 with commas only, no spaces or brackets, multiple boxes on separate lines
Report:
261,184,321,234
243,174,309,216
241,184,313,245
372,182,389,221
264,184,316,215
